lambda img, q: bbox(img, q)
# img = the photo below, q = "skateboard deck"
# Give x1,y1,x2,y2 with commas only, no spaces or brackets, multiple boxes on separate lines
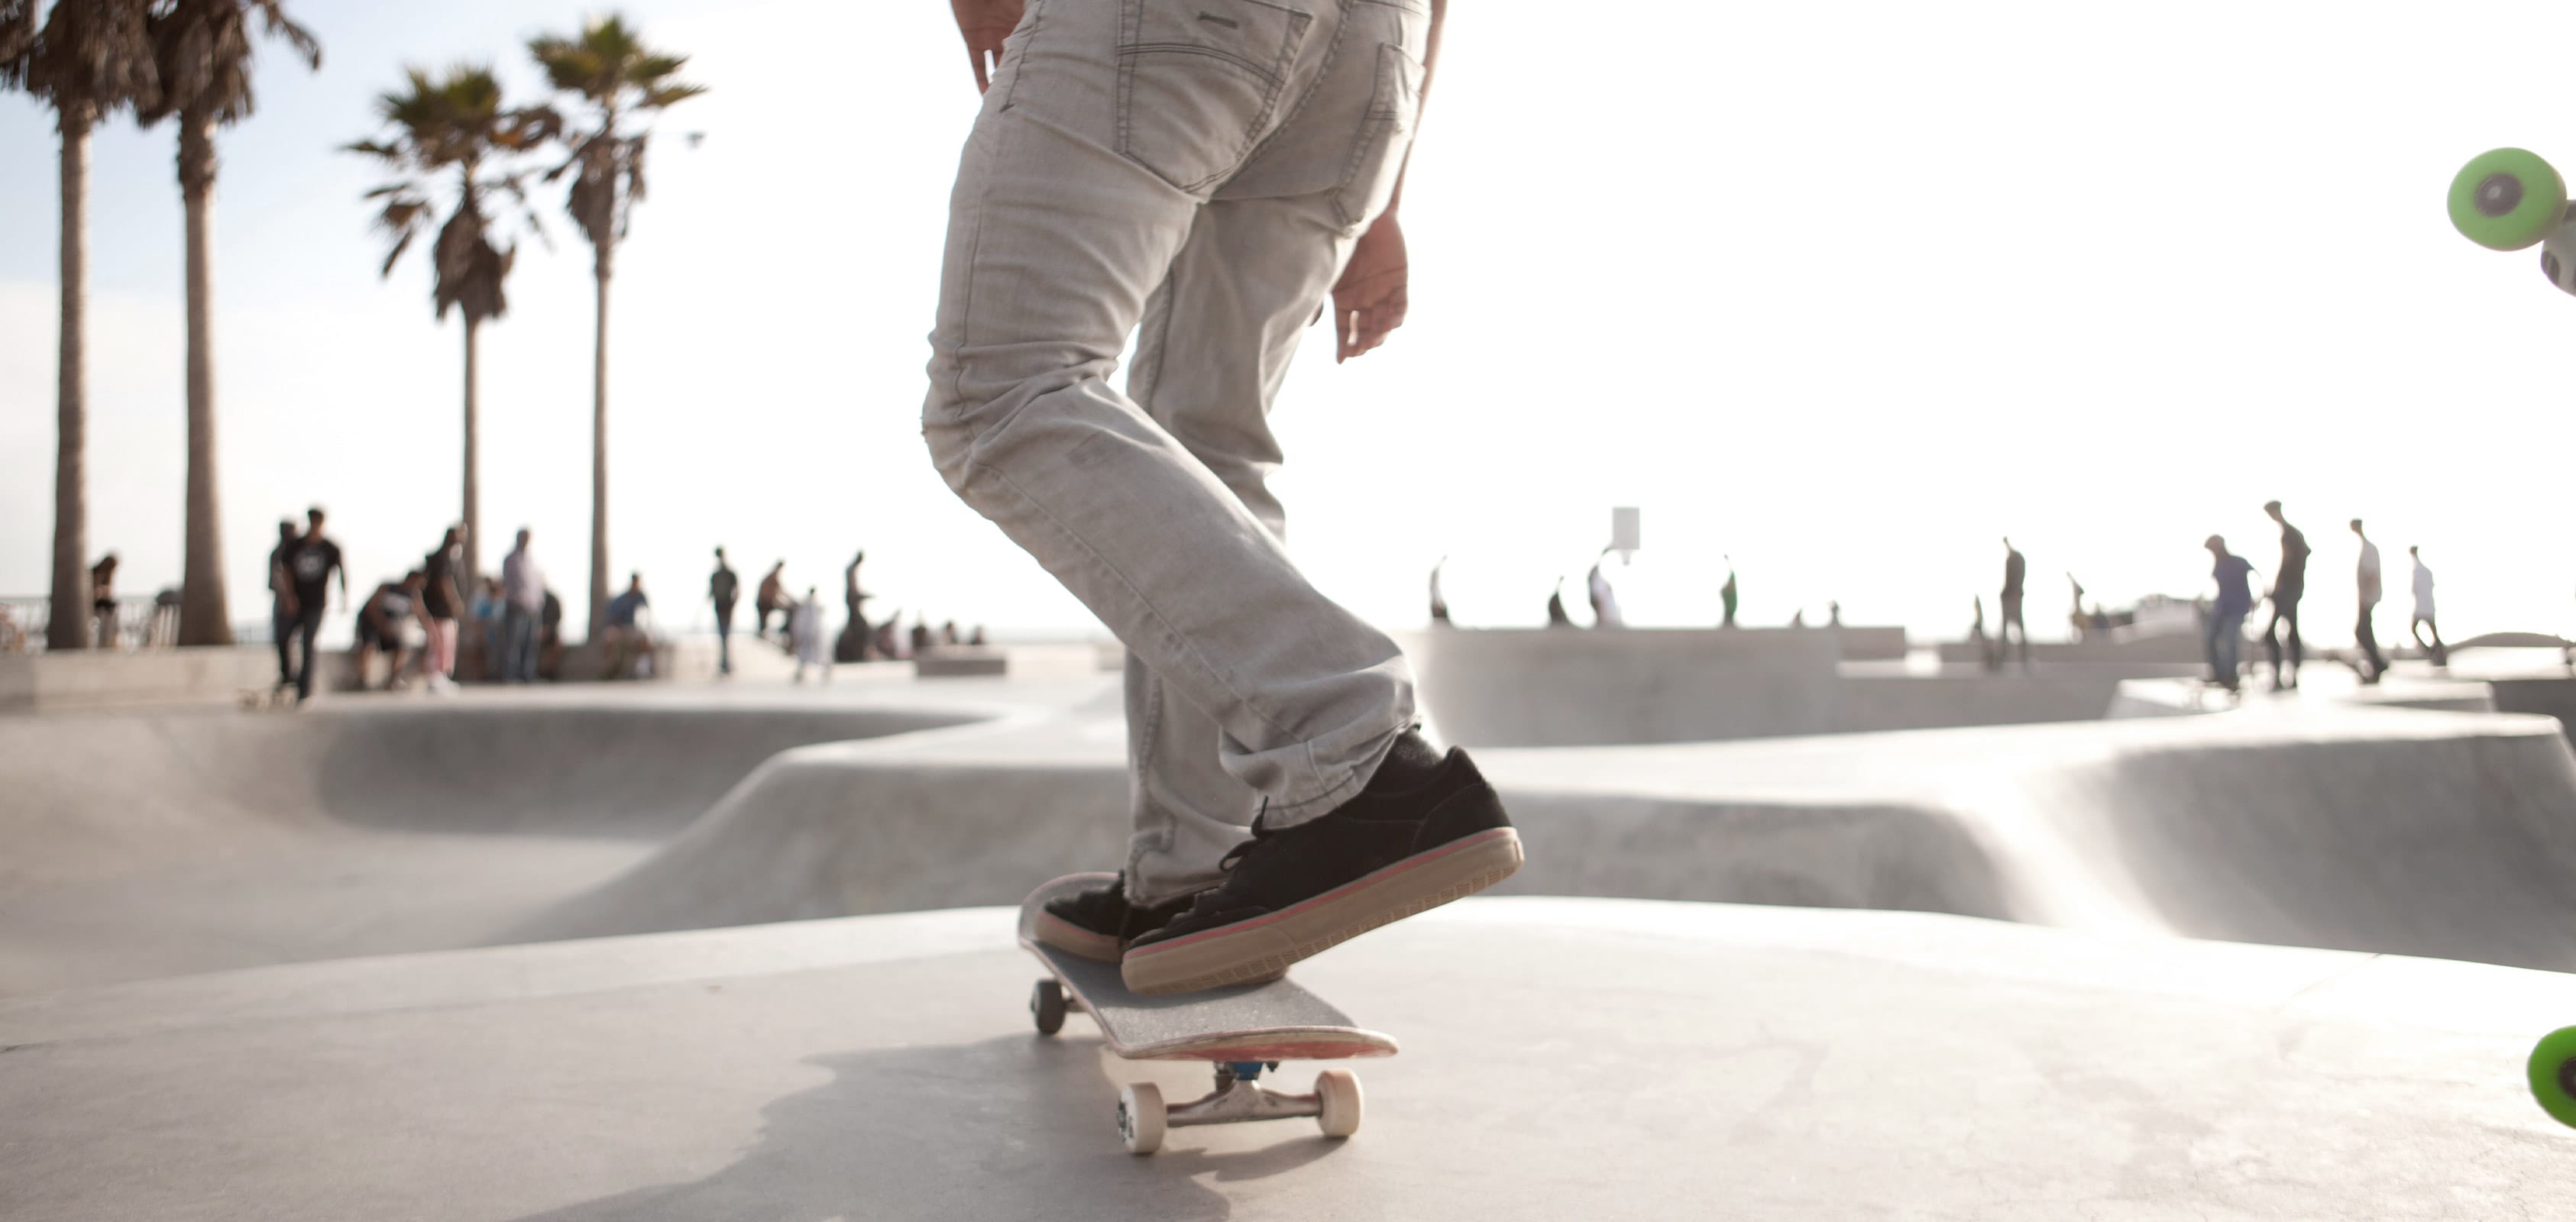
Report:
1017,871,1396,1152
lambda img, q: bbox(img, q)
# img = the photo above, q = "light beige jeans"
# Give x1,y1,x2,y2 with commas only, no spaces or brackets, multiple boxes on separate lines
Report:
924,0,1430,904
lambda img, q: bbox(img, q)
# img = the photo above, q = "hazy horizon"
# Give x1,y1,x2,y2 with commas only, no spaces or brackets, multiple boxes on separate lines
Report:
8,0,2576,648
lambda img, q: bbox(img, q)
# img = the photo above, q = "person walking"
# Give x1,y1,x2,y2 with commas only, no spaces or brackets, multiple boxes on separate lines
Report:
284,508,347,703
2261,500,2309,690
928,0,1519,997
2409,545,2447,668
709,547,740,677
500,529,545,684
1998,537,2028,669
420,526,465,693
2350,519,2385,684
791,585,831,684
2205,535,2257,694
267,519,299,691
756,561,788,645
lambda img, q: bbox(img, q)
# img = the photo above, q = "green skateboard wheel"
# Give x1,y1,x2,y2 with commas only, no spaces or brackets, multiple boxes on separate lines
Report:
2451,147,2566,251
2526,1026,2576,1128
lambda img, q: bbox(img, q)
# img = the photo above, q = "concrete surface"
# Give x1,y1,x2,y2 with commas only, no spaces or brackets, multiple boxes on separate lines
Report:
1400,629,2198,745
5,898,2571,1220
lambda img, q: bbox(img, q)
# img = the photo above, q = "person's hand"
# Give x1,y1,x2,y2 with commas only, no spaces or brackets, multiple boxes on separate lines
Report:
952,0,1026,92
1331,212,1409,362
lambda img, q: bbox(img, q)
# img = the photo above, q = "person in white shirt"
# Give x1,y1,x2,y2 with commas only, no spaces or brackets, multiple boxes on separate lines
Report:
2408,545,2446,668
500,529,545,684
1586,547,1625,629
790,586,831,684
2350,519,2384,683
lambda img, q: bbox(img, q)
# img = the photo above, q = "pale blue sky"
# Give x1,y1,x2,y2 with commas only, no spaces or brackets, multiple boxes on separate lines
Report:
6,1,2576,645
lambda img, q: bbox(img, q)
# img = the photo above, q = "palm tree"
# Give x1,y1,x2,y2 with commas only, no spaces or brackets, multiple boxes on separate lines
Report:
3,0,159,651
140,0,318,647
346,65,549,588
528,14,703,639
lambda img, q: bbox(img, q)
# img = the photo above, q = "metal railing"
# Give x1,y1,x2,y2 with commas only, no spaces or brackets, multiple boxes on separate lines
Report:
0,595,185,655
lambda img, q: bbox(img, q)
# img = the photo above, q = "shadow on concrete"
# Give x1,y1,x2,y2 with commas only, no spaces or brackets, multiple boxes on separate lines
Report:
503,1034,1339,1222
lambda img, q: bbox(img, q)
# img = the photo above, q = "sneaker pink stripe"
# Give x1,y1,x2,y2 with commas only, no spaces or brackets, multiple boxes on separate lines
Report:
1125,827,1516,958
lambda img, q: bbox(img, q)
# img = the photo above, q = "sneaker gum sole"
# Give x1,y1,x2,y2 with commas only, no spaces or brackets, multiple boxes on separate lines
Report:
1031,911,1123,964
1121,826,1524,996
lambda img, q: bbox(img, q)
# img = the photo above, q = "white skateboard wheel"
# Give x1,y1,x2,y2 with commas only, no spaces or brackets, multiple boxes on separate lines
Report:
1315,1068,1362,1138
1118,1082,1165,1155
1031,979,1066,1036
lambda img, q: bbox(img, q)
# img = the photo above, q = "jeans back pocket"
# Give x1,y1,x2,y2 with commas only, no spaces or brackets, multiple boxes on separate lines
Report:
1329,40,1425,231
1117,0,1314,192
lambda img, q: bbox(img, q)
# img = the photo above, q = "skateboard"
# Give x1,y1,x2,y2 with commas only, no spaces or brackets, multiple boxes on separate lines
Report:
1017,872,1398,1154
2531,1027,2576,1128
236,686,295,711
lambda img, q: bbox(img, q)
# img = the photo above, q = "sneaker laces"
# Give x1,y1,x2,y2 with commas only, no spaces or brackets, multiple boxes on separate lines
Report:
1216,801,1273,874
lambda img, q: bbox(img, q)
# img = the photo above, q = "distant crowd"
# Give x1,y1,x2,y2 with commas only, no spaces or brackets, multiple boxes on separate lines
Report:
245,509,992,703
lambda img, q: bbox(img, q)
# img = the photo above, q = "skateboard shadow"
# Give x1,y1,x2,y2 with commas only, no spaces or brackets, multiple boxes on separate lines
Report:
500,1033,1341,1222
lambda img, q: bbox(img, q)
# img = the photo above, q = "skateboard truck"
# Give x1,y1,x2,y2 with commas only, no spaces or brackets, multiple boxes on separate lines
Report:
1114,1061,1361,1155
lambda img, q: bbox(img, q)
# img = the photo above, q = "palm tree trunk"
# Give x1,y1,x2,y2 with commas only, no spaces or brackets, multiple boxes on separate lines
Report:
48,105,92,651
587,255,610,643
176,109,232,646
462,315,481,586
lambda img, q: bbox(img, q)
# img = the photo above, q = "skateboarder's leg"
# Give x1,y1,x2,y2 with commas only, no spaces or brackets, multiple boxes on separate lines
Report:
924,2,1413,820
1118,192,1355,907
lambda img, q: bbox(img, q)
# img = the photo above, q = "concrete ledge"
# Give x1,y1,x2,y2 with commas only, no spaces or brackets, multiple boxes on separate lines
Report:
916,645,1105,680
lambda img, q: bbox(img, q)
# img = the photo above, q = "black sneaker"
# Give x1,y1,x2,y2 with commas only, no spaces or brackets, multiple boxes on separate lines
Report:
1030,874,1199,963
1120,732,1523,995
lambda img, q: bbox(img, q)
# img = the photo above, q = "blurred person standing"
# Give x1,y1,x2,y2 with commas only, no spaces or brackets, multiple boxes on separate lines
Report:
600,572,652,679
2409,546,2446,668
1720,557,1739,629
420,526,464,692
838,551,872,663
471,577,505,681
88,553,118,648
267,519,299,691
708,547,740,676
2350,519,2385,684
501,529,544,684
2205,535,2257,694
1587,548,1625,628
1429,557,1449,625
791,585,831,684
2261,500,2309,690
1998,538,2027,669
756,561,788,643
285,509,347,703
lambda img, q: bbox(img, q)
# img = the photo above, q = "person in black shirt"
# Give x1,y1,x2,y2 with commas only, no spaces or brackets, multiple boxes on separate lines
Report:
267,519,299,689
708,547,740,676
837,551,872,663
2262,500,2309,690
285,507,347,703
420,526,464,690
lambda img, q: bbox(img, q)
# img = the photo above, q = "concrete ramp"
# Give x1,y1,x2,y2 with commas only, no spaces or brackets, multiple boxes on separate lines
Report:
0,694,979,994
527,693,2576,975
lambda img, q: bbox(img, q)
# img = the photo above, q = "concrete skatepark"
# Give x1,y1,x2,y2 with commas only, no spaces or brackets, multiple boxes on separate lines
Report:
6,632,2576,1217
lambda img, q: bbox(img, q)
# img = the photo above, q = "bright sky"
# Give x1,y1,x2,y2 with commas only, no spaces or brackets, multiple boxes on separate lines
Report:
5,1,2574,645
